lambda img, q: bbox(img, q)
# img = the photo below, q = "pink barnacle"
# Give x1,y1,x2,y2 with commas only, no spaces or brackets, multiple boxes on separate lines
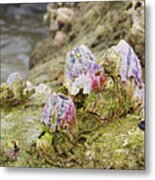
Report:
41,93,76,132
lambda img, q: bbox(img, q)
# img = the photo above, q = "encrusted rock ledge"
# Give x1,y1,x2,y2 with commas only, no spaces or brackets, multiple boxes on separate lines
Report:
1,1,145,169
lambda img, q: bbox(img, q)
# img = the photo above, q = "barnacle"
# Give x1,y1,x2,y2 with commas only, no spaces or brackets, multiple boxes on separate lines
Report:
116,40,142,86
65,45,106,95
38,93,76,157
44,4,74,32
0,72,35,107
6,72,22,87
102,40,144,116
41,93,76,132
102,40,142,85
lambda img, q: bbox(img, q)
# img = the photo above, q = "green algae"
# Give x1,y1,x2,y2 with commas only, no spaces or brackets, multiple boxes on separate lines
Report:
0,106,42,167
25,111,144,169
0,87,52,167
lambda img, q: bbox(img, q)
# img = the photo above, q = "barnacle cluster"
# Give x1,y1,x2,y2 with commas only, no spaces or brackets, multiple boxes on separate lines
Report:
84,40,144,122
36,40,144,166
1,2,145,169
1,31,144,169
0,72,34,107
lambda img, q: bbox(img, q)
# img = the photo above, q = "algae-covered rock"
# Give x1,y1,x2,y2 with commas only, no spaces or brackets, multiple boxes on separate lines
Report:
0,83,14,106
126,1,144,66
27,114,144,169
1,1,145,169
30,1,144,71
29,39,144,169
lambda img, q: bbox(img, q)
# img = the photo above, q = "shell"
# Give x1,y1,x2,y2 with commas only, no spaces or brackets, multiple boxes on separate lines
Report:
41,93,76,131
116,40,142,86
65,45,106,95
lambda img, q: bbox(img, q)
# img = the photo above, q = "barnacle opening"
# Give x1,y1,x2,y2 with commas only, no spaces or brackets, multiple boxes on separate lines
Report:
58,94,69,100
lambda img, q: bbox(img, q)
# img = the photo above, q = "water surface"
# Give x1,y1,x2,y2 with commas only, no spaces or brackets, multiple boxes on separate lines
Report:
0,4,48,82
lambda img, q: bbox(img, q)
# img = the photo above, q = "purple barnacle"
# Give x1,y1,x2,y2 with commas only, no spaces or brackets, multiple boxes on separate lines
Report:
6,72,22,87
116,40,142,87
65,45,105,95
41,93,76,131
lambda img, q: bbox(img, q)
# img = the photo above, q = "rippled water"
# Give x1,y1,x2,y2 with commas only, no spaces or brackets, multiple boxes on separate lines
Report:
0,5,48,82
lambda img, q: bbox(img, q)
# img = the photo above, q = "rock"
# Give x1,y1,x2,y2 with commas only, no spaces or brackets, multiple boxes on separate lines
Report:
1,2,145,169
30,1,144,70
126,1,144,66
102,40,144,118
